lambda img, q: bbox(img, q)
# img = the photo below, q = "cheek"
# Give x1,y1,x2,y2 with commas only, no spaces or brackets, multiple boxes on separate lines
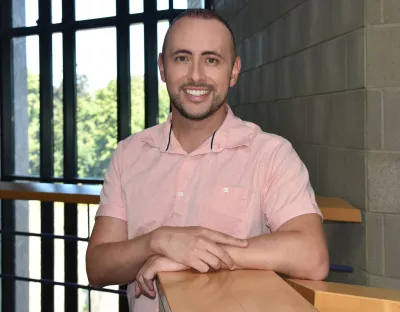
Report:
165,69,187,88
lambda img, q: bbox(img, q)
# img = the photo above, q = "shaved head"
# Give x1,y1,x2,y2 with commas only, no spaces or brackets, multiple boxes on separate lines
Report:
162,9,237,63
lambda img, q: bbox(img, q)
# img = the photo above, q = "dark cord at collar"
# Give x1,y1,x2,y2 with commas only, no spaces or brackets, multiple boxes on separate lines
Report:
166,122,217,151
165,121,173,151
210,131,216,150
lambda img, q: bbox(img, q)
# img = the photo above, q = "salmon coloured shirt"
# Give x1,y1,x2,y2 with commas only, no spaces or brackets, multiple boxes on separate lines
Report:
96,105,322,312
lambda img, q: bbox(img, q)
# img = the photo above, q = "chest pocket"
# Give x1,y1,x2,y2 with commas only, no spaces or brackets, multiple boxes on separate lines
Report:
197,184,249,239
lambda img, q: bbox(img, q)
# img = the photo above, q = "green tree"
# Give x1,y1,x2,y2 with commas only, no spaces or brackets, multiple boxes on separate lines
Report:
27,73,40,176
27,73,171,179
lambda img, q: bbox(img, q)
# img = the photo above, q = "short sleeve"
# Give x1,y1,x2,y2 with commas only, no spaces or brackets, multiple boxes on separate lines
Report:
262,140,322,232
96,141,127,221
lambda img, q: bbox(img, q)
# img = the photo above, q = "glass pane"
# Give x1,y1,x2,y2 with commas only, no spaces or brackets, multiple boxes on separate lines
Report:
52,0,62,23
13,35,40,176
76,0,116,21
54,285,65,312
13,200,40,310
16,281,40,312
54,202,64,284
78,239,89,311
174,0,205,9
158,0,169,10
130,24,145,133
90,289,119,311
13,0,38,27
15,233,41,280
130,0,144,14
53,33,64,177
76,28,117,178
158,20,170,124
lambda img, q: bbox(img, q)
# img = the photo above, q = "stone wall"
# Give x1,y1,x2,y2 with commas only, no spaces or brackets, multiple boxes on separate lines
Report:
364,0,400,289
214,0,400,289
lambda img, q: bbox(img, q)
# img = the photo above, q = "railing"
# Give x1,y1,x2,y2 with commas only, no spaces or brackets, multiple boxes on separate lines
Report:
0,181,128,312
0,181,362,222
0,181,363,312
157,270,400,312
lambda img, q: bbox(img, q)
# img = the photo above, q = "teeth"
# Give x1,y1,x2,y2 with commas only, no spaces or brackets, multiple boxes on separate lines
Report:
185,89,210,96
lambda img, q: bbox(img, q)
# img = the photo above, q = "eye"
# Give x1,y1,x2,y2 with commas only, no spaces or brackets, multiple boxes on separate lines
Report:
175,56,188,62
206,58,218,65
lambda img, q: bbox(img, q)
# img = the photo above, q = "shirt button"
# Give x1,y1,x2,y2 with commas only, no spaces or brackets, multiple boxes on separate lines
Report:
223,187,229,193
178,192,184,197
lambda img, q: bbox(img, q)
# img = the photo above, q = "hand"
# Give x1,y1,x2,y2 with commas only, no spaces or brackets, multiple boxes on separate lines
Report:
150,226,248,273
135,255,189,299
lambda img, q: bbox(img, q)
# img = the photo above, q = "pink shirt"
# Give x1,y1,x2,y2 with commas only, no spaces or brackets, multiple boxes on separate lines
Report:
96,106,322,312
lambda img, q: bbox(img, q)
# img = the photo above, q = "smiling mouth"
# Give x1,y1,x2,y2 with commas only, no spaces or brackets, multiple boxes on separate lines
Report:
184,89,211,96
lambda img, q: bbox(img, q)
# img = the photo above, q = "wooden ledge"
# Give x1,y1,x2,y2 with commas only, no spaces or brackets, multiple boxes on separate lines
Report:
316,195,362,223
157,270,317,312
0,181,101,204
286,278,400,312
0,182,362,222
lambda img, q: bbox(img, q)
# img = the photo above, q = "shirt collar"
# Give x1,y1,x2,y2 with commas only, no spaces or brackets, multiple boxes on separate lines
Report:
141,105,256,155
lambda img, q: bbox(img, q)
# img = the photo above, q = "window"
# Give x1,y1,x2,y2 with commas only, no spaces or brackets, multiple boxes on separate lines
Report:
0,1,209,312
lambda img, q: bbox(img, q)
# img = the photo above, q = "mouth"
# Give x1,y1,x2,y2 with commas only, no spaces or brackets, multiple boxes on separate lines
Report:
183,88,211,97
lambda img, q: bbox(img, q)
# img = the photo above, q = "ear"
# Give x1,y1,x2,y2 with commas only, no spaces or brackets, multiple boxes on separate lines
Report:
158,53,166,82
229,56,241,87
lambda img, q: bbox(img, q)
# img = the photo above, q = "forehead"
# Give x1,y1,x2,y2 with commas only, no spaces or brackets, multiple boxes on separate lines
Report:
166,17,232,55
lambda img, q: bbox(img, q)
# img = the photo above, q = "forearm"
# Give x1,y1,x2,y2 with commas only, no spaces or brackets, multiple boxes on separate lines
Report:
86,231,157,288
224,231,329,280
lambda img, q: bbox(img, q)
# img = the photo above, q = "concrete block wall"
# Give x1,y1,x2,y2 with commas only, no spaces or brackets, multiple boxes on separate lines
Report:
364,0,400,289
214,0,400,289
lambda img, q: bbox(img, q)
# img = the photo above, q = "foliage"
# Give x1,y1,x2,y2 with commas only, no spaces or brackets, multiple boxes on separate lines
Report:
27,72,170,178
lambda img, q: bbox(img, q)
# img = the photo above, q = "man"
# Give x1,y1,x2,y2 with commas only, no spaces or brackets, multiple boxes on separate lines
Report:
86,8,329,312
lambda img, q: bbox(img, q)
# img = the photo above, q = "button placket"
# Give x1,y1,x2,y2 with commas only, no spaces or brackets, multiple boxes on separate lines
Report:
172,158,197,220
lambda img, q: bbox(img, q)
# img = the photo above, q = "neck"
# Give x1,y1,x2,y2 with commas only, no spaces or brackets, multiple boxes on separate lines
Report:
171,104,227,154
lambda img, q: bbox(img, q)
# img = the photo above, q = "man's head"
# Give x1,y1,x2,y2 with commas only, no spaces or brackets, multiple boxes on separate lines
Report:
158,9,241,121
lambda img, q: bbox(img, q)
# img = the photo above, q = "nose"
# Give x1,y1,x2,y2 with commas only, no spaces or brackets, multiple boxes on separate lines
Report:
188,59,204,83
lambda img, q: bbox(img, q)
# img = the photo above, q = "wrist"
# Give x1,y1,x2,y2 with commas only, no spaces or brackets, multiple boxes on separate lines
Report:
148,227,164,256
223,245,242,270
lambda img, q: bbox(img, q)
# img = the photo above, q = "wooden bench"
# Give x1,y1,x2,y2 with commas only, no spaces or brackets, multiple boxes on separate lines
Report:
0,181,362,222
157,270,400,312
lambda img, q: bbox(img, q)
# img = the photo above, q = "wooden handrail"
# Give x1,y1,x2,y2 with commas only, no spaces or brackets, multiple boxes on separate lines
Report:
0,181,362,222
285,278,400,312
156,270,400,312
0,181,101,204
157,270,318,312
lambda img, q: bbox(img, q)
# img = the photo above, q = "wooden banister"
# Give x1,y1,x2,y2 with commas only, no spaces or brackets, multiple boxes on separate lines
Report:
0,182,362,222
285,278,400,312
0,181,101,204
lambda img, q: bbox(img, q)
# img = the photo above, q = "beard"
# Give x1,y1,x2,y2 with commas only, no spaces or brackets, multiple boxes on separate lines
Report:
168,82,228,121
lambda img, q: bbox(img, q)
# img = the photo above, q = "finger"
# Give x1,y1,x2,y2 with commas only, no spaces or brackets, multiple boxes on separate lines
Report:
205,242,236,270
135,284,142,298
198,250,221,270
189,259,210,273
136,260,155,298
144,278,155,293
137,273,154,298
201,229,248,247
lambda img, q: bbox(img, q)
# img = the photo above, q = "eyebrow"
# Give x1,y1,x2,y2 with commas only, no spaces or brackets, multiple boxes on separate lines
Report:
171,49,224,59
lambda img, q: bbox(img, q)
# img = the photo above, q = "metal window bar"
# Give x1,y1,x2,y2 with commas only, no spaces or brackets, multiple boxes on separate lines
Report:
0,1,16,311
39,0,55,310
